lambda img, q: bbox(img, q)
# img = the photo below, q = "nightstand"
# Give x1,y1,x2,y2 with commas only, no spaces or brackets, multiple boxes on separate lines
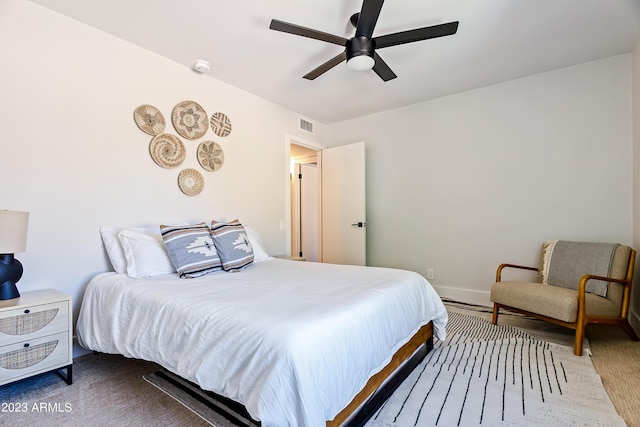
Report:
0,289,72,386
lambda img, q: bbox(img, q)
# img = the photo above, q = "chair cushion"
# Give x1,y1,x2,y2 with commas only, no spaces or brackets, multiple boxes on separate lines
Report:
490,281,620,323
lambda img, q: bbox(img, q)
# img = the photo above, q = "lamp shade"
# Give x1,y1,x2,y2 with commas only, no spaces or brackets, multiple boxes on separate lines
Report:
0,210,29,254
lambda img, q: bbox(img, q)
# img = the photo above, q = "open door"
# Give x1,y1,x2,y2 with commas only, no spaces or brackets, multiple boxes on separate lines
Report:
321,141,366,265
290,143,320,261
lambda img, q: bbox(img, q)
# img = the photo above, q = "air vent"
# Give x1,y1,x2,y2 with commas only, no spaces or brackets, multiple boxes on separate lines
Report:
299,117,314,134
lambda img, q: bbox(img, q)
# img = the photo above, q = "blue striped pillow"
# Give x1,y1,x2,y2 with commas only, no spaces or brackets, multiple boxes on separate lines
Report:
210,219,254,272
160,222,222,278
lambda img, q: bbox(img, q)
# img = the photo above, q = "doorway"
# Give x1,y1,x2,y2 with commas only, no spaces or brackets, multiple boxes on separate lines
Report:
287,139,366,265
290,143,320,262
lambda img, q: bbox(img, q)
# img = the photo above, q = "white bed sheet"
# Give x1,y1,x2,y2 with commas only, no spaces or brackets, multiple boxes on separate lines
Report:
76,259,447,426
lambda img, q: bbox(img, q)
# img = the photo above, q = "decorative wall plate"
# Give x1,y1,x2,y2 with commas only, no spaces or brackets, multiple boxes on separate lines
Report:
197,141,225,172
149,133,186,168
210,112,232,137
178,168,204,196
172,101,209,140
134,104,165,135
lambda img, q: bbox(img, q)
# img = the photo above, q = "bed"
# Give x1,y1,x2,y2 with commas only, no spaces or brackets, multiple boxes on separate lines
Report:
78,227,447,426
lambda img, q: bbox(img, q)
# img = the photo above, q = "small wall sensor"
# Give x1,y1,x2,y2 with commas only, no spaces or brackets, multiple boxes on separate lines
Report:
192,60,211,73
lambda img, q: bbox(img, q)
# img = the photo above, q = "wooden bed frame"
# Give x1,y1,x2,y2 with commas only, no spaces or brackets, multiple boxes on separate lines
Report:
327,322,434,426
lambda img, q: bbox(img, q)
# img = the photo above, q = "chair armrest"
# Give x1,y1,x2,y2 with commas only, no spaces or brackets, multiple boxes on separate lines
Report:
496,263,538,282
576,274,631,324
577,274,629,299
579,274,627,287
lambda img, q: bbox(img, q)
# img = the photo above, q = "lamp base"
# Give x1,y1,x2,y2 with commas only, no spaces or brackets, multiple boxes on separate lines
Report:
0,254,22,300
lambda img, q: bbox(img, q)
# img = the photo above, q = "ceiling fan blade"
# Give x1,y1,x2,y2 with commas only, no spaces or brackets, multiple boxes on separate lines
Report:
302,50,347,80
303,51,347,80
356,0,385,38
270,19,348,46
374,21,459,49
372,52,397,81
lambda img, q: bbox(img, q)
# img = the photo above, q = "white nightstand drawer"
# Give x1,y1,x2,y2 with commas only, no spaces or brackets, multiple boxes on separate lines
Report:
0,331,70,384
0,300,69,345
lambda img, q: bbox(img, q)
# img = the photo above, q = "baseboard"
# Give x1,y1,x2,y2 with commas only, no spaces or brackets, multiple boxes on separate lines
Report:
628,307,640,337
433,285,492,308
436,286,640,337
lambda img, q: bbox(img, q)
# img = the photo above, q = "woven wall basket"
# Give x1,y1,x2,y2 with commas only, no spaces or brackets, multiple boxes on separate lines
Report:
178,168,204,196
133,104,166,135
210,112,232,137
197,141,225,172
172,101,209,140
149,133,186,168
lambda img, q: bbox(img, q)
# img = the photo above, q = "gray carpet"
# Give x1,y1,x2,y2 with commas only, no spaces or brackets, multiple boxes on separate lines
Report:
144,369,258,427
0,353,208,427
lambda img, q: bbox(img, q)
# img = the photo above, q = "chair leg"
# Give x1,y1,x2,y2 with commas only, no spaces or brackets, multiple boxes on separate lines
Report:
574,324,585,356
491,303,499,325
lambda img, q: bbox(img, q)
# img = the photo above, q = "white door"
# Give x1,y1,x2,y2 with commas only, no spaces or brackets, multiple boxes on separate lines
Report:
321,141,366,265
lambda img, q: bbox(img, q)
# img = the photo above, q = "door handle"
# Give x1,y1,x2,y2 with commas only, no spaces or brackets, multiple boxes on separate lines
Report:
351,222,366,228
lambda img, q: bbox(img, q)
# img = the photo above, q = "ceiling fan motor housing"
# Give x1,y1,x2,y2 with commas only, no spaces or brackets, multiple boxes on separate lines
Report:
347,36,375,61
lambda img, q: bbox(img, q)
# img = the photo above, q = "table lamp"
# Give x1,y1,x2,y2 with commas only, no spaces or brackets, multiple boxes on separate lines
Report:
0,210,29,300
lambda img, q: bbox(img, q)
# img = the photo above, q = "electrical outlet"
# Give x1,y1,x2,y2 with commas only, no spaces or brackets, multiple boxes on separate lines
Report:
426,268,434,280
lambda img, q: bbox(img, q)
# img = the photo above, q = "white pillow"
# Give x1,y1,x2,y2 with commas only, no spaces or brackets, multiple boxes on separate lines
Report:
117,228,176,278
245,226,271,262
101,223,188,273
100,225,157,273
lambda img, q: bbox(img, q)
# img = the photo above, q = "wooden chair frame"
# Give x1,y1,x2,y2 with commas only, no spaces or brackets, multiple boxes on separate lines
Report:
491,250,638,356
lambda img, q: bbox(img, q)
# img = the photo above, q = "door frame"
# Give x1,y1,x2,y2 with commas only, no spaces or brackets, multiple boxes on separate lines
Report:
284,134,324,259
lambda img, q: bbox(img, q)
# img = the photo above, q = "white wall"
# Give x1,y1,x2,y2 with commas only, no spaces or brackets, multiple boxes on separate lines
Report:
0,0,322,342
325,55,633,306
631,40,640,333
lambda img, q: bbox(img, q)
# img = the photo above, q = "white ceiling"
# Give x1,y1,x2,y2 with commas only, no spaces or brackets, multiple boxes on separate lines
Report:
29,0,640,124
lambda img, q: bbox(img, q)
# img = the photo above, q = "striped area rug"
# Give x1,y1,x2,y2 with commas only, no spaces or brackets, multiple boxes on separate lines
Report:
144,309,624,427
364,310,625,427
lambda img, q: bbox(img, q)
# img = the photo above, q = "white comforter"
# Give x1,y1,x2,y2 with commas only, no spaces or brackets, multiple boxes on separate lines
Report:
76,259,447,426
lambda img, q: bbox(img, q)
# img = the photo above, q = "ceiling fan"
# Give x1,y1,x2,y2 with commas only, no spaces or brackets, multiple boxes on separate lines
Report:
269,0,459,82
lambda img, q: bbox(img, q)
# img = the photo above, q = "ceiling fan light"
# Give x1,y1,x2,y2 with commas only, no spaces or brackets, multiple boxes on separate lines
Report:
347,55,375,71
